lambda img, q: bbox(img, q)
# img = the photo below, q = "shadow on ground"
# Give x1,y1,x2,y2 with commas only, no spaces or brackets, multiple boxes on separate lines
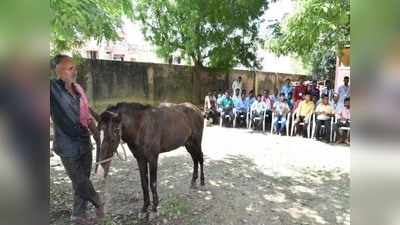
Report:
50,153,349,225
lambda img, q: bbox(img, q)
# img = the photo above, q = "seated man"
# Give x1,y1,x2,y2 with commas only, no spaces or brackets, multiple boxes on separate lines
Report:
261,89,273,119
294,93,315,137
246,90,256,107
336,97,350,144
204,91,218,124
286,92,294,111
250,95,267,128
315,94,334,142
235,93,250,126
217,90,227,112
272,93,290,135
221,91,235,120
232,88,241,107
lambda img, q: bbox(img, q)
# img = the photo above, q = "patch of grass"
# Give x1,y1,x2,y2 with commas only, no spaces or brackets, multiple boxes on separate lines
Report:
159,196,190,218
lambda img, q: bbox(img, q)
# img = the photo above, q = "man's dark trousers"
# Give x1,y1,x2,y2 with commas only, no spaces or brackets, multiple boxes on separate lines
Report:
60,146,101,218
316,119,331,141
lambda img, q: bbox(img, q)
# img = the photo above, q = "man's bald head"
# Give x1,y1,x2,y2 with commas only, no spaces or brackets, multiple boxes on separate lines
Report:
51,54,77,84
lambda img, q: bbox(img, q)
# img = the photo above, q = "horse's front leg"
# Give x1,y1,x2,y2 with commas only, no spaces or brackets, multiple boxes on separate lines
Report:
137,158,150,212
149,156,159,212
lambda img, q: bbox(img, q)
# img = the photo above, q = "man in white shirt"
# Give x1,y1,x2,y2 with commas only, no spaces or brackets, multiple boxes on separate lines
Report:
250,95,267,129
272,93,290,135
315,94,334,142
232,76,243,94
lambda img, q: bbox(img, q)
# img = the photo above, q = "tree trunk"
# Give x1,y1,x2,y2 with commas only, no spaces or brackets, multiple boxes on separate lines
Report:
192,62,202,105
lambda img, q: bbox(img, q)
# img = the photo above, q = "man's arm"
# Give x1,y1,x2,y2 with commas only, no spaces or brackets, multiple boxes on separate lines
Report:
89,107,100,122
88,107,100,145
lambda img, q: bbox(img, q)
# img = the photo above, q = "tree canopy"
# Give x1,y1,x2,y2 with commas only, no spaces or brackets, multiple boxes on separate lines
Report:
267,0,350,78
50,0,133,53
133,0,268,71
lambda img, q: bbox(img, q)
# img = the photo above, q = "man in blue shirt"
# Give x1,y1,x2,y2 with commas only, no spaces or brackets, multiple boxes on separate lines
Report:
232,88,241,107
50,55,104,223
280,78,293,99
246,90,256,108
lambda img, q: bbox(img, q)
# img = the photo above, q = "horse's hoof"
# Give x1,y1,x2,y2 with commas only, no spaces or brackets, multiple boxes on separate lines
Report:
190,183,198,189
138,211,149,220
141,206,149,213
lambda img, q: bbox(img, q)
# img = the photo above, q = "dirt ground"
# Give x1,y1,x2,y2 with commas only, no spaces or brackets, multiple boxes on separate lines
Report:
50,126,350,225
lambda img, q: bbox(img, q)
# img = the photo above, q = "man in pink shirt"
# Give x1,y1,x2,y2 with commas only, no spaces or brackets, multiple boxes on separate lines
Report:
336,97,350,144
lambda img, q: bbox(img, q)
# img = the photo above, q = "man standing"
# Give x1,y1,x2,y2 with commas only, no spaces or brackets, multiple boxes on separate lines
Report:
280,78,293,99
232,76,243,94
338,76,350,106
50,55,104,224
315,94,334,142
293,78,307,102
309,80,320,103
321,79,334,101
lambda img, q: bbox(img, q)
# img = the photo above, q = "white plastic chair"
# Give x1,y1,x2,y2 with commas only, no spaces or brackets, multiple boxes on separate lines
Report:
311,114,334,142
233,109,249,128
271,112,291,136
333,117,351,142
219,109,233,127
249,109,267,131
291,111,312,138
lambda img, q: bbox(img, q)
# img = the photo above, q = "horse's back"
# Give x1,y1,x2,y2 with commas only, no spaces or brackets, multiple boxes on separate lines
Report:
159,102,203,141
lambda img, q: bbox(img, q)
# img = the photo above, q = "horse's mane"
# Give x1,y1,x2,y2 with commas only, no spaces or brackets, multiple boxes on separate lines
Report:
100,102,152,122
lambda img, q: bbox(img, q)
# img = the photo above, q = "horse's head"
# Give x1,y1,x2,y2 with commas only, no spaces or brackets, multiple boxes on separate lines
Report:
96,110,122,178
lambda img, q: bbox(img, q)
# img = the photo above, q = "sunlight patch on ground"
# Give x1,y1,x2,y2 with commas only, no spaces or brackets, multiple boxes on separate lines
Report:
263,192,287,203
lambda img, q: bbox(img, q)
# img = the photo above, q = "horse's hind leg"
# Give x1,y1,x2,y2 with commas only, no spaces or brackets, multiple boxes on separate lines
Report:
198,149,205,186
185,143,199,188
136,158,150,213
149,157,159,212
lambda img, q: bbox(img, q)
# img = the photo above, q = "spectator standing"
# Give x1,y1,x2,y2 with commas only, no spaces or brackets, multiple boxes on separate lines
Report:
293,78,307,102
338,76,350,106
232,76,243,94
309,80,320,103
280,78,293,99
321,79,334,101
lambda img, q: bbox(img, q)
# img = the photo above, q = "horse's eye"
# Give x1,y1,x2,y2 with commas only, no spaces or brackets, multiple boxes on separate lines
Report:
114,128,120,134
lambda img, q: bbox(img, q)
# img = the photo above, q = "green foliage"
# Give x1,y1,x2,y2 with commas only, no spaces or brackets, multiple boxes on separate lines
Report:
267,0,350,78
50,0,133,53
134,0,268,71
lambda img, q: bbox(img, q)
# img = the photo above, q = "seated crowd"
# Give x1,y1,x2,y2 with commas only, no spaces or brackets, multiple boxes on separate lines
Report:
204,76,351,144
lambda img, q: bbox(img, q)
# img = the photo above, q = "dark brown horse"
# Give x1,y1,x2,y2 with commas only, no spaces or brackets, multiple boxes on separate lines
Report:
96,102,205,212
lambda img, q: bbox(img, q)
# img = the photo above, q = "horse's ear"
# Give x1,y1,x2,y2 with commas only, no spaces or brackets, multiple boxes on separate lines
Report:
112,113,122,124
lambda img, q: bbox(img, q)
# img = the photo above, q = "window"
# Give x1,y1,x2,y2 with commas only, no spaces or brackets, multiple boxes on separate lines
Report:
113,54,125,61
